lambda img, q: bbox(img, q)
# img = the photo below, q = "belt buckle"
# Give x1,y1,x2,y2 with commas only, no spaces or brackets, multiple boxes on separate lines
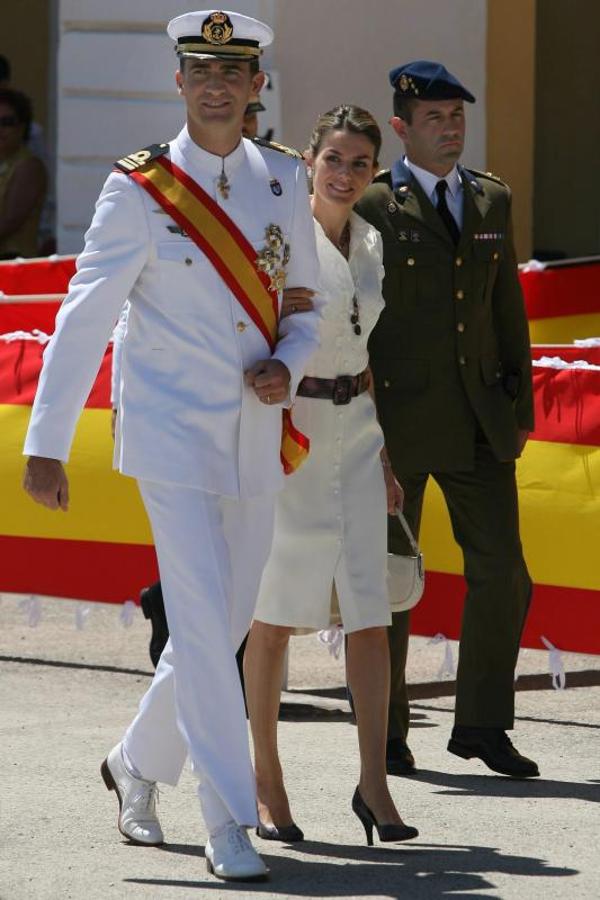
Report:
333,375,353,405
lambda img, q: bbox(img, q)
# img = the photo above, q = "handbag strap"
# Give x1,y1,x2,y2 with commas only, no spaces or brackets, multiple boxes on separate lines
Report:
395,507,420,556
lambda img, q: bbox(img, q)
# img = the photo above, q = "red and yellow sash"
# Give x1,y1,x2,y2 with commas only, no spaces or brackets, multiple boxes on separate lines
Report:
123,155,308,474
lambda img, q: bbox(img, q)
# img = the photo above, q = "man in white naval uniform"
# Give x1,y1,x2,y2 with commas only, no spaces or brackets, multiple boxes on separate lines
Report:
22,10,320,882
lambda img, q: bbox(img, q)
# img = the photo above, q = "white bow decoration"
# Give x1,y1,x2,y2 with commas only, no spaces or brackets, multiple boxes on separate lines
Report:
317,625,344,660
541,635,566,690
428,632,456,679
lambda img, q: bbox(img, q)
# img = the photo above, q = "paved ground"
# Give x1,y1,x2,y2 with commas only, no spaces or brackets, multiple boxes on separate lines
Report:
1,594,599,899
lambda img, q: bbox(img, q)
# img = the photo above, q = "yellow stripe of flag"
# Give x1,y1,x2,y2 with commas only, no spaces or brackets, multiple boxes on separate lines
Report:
2,405,153,544
419,439,599,591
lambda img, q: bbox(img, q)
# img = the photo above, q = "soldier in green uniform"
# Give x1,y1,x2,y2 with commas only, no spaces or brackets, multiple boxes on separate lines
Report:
356,60,539,779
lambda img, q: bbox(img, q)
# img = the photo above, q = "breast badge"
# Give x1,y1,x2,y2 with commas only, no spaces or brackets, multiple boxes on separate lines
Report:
256,224,290,292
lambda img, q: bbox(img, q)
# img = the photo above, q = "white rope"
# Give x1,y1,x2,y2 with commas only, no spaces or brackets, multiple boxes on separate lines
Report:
0,328,52,344
532,355,600,371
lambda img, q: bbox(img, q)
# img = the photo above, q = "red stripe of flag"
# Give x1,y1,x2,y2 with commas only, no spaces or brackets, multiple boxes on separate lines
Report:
520,263,600,319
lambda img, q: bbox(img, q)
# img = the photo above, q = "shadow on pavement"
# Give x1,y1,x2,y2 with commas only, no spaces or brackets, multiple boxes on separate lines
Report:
124,839,577,897
406,769,600,803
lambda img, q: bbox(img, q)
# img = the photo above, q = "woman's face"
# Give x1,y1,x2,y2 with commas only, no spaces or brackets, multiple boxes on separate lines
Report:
0,102,25,158
309,129,377,209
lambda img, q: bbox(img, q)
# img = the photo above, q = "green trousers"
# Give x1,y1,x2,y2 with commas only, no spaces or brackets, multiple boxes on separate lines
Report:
388,443,532,740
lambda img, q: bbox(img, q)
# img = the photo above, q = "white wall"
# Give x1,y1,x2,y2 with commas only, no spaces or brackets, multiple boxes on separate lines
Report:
274,0,486,169
57,0,486,252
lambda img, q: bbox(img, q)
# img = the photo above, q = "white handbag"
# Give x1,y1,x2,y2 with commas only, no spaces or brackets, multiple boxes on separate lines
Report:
387,508,425,612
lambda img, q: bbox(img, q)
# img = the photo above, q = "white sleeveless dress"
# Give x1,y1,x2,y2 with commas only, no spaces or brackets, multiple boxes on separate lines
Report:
253,212,391,633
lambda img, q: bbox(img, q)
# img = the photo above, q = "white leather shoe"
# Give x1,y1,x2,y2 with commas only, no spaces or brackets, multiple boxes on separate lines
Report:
205,822,268,881
101,743,164,846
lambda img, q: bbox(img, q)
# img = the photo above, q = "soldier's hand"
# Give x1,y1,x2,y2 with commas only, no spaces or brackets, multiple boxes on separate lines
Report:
23,456,69,512
384,467,404,515
245,359,291,405
280,287,315,319
517,429,529,456
380,447,403,514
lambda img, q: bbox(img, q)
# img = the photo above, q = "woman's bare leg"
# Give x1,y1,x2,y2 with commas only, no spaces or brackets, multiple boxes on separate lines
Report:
244,619,295,826
346,626,406,824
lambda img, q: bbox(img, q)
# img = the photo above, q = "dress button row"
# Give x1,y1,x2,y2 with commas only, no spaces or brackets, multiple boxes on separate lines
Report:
185,257,193,266
456,289,465,300
457,322,465,333
236,321,247,333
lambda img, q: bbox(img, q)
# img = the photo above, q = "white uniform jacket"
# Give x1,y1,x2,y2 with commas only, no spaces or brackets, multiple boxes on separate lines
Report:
24,127,321,498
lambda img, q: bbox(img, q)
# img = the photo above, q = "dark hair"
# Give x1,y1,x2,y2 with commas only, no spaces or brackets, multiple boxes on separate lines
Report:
0,87,33,140
392,93,417,123
178,55,260,75
309,105,382,165
0,55,11,83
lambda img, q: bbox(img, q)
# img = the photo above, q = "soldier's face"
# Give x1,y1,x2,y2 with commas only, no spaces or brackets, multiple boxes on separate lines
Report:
392,99,465,175
176,59,263,128
308,130,377,209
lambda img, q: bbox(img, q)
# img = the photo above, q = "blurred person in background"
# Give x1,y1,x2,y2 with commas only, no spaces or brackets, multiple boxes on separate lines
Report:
0,55,55,255
0,87,47,259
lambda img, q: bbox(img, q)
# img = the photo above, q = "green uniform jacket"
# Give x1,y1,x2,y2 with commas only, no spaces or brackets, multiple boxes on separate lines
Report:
356,160,534,473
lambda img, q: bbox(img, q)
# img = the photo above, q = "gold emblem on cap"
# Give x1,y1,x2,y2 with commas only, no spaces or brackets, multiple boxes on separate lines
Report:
202,11,234,45
399,74,409,92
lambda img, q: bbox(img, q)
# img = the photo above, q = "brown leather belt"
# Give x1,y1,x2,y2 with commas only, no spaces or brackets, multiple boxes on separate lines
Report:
296,369,370,405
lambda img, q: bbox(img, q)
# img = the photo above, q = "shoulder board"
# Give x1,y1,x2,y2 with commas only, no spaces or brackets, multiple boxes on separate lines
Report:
252,137,304,159
114,143,169,174
373,168,392,185
466,167,507,187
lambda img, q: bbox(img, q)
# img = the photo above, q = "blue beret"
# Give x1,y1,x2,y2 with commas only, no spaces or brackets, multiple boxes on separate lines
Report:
389,60,475,103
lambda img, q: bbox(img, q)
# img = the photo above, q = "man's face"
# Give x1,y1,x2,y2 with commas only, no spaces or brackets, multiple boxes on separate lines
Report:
176,58,263,129
392,98,465,175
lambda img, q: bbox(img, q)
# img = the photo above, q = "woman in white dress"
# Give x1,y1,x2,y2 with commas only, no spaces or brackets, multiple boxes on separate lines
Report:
244,106,419,847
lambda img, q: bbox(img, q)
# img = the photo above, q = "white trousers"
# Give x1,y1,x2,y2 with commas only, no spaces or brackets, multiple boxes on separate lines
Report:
122,480,275,831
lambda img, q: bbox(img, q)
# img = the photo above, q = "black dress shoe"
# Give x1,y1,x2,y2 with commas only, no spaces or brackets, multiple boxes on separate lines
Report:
386,738,416,776
140,582,169,668
448,726,540,778
256,821,304,842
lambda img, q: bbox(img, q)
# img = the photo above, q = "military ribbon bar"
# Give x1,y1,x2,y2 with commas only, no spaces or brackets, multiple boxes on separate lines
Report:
121,155,308,474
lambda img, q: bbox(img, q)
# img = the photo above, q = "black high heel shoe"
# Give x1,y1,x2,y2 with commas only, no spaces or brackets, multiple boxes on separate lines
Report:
351,787,418,846
256,820,304,842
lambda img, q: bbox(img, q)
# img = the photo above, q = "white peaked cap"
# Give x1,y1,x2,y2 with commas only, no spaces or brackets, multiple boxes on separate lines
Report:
167,10,273,60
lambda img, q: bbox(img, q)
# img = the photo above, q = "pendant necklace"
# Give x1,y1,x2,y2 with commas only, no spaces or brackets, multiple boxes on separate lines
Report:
217,157,230,199
350,294,362,336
